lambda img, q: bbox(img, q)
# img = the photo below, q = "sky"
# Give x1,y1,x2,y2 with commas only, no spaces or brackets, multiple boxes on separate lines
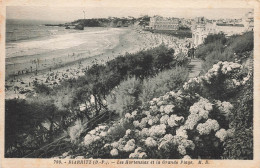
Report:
6,6,253,22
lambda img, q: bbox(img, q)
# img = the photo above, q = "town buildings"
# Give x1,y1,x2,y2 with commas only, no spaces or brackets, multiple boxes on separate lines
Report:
148,16,179,30
192,11,254,47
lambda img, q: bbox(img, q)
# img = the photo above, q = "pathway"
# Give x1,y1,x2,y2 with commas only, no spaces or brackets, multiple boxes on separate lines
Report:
187,58,203,79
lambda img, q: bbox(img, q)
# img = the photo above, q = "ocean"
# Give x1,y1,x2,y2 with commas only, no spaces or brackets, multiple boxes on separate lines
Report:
5,19,126,77
6,19,67,43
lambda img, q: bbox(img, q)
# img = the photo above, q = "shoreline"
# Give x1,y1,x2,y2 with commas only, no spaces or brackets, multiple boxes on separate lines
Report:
5,28,192,99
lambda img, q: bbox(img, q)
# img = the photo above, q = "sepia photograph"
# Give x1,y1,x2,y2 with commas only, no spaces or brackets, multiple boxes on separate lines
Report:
0,0,260,167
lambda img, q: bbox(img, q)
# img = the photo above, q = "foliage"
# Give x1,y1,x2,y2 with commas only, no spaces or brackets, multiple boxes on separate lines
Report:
223,127,253,159
67,60,253,159
5,98,60,157
222,76,253,159
139,67,188,103
195,31,253,72
203,33,226,45
228,31,254,55
107,77,142,116
107,66,188,117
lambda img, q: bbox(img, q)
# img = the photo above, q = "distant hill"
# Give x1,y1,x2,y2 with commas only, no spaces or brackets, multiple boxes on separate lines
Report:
69,16,151,28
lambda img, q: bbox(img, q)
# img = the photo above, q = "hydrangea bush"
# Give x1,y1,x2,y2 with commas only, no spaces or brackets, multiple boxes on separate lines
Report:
64,61,252,159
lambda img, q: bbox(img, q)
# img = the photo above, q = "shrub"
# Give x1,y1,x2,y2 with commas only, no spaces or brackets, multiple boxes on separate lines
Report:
139,67,188,103
228,31,253,55
222,76,253,159
195,31,253,72
106,77,142,116
223,127,253,159
203,33,226,45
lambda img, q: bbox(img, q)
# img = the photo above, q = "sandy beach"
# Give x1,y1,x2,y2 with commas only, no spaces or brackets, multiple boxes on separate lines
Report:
5,27,192,99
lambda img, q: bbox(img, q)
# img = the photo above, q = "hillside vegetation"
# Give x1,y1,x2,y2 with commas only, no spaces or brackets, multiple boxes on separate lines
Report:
58,32,253,160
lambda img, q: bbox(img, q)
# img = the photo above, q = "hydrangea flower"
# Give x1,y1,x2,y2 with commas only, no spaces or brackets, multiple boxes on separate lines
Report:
100,131,107,137
178,145,186,155
215,128,234,142
129,152,139,158
133,120,140,128
110,148,119,156
176,127,188,139
129,147,147,159
149,124,166,137
125,113,132,119
184,113,201,130
182,155,192,159
163,105,175,114
145,137,157,147
148,116,159,126
162,134,174,141
140,128,150,137
196,119,220,135
123,139,136,152
160,115,170,125
84,134,98,146
125,129,131,136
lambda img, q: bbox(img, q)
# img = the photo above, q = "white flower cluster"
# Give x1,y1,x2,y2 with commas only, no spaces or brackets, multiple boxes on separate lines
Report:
220,61,242,74
196,119,220,135
216,100,233,117
161,105,175,114
147,116,160,126
123,139,136,152
176,127,188,139
133,117,148,129
83,125,108,146
167,115,184,127
125,110,138,120
160,114,170,124
183,77,202,90
183,61,244,90
173,135,195,156
84,134,101,146
215,128,234,142
182,98,213,130
110,148,119,156
149,91,182,107
129,147,147,159
158,134,175,150
109,137,137,155
140,128,150,137
182,155,192,159
125,129,132,137
145,137,157,147
149,124,167,137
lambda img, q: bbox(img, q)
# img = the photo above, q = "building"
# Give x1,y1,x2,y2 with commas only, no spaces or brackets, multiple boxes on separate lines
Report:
243,10,254,31
149,16,179,30
192,16,253,46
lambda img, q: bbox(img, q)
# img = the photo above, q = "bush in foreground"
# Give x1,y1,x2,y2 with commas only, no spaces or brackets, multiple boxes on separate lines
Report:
61,61,252,159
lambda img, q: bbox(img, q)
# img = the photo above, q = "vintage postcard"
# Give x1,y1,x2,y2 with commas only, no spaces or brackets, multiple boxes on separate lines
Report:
0,0,260,167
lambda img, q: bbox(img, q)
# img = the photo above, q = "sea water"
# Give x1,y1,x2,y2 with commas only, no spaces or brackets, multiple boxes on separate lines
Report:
5,19,125,76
